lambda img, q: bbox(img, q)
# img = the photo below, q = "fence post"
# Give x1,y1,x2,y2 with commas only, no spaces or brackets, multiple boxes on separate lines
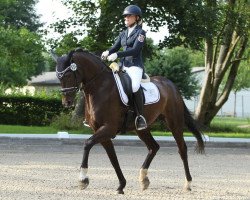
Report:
242,95,244,118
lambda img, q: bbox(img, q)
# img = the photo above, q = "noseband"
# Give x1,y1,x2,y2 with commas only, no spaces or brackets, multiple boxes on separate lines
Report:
56,63,80,94
56,51,108,94
56,60,106,94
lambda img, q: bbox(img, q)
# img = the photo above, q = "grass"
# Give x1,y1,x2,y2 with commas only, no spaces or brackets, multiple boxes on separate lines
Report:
0,125,92,134
208,117,250,137
151,131,250,138
210,117,249,129
0,117,249,138
0,125,57,134
150,117,250,138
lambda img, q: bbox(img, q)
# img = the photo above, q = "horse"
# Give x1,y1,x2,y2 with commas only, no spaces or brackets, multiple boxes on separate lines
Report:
53,48,205,194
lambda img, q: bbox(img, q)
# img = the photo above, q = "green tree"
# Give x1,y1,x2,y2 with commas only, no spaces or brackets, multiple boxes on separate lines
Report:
136,0,249,125
49,33,81,54
52,0,156,53
193,0,249,125
0,27,45,86
145,47,199,99
0,0,42,32
54,0,212,50
144,0,249,125
52,0,125,51
188,50,205,67
0,0,45,86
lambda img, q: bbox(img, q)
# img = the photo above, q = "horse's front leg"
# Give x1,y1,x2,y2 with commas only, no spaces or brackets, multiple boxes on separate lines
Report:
137,129,160,190
78,135,93,190
101,140,126,194
79,126,114,190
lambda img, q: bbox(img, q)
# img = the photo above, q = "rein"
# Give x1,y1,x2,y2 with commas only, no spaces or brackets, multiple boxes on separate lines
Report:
56,54,107,94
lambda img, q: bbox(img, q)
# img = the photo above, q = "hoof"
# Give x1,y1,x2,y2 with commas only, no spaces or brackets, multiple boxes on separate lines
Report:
140,177,150,191
183,181,191,191
117,189,124,194
116,179,126,194
79,178,89,190
183,186,191,192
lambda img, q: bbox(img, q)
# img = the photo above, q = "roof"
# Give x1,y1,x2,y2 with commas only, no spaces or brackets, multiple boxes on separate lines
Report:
192,67,205,73
28,72,60,86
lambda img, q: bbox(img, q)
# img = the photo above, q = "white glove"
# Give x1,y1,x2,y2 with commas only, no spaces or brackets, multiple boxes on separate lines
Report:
101,50,109,60
107,53,118,62
109,62,119,72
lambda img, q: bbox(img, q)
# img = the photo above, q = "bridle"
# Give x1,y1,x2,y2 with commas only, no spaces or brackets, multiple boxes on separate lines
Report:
56,62,80,94
56,59,106,94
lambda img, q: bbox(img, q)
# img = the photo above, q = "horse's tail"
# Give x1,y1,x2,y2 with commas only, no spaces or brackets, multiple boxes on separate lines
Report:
183,102,205,154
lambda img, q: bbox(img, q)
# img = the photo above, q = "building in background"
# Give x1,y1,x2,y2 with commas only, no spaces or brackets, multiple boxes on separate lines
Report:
184,68,250,117
28,72,60,93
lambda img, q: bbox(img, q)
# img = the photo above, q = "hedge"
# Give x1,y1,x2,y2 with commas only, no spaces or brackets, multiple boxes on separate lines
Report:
0,95,68,126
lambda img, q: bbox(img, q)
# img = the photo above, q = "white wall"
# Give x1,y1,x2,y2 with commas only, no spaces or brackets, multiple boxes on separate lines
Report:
184,89,250,118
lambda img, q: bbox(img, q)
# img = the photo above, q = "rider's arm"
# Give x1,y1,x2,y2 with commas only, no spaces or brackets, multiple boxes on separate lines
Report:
108,32,123,54
117,30,146,58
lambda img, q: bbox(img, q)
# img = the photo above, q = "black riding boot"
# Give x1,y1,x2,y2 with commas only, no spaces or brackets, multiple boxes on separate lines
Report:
133,89,147,130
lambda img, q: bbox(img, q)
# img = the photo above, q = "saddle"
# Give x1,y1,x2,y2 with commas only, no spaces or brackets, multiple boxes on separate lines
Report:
117,70,133,104
117,70,148,106
111,62,149,99
112,66,159,134
112,65,160,106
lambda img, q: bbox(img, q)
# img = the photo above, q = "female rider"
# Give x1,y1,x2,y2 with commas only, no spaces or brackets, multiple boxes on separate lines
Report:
101,5,147,130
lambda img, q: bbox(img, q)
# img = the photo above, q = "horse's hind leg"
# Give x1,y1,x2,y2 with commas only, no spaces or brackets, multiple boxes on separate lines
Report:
172,130,192,191
136,129,160,190
101,140,126,194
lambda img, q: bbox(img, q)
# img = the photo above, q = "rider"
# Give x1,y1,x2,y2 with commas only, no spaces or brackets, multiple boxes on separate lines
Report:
101,5,147,130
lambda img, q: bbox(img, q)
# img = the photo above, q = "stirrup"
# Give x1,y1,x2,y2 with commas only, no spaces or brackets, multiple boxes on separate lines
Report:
135,115,147,130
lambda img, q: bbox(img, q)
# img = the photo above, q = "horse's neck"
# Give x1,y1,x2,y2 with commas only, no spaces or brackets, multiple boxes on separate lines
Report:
83,69,113,94
80,56,103,83
80,55,113,93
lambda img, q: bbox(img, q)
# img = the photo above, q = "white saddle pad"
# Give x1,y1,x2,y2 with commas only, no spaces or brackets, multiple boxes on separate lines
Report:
113,72,160,106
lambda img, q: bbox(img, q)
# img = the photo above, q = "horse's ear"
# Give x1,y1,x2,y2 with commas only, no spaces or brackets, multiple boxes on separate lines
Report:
50,50,59,62
68,50,75,62
75,47,84,52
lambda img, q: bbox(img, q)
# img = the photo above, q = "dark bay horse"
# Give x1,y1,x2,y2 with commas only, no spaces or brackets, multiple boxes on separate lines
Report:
54,48,204,194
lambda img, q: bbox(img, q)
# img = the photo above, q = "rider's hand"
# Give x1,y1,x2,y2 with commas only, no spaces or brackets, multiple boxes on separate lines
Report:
109,62,119,72
101,50,109,60
107,53,118,62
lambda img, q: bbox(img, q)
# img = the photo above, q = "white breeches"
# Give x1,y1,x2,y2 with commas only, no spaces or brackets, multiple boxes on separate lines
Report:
123,66,143,93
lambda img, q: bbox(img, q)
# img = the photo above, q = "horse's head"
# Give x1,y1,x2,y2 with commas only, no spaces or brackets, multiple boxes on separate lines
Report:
52,48,108,107
52,50,80,108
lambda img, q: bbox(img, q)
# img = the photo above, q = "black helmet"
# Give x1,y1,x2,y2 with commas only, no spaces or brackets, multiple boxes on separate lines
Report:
123,5,142,18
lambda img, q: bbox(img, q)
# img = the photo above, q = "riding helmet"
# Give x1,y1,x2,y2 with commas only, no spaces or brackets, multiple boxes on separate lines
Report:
123,5,142,17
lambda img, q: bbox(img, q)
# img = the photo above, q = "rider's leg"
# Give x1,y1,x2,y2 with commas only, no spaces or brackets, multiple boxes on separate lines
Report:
133,89,147,130
125,66,147,130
